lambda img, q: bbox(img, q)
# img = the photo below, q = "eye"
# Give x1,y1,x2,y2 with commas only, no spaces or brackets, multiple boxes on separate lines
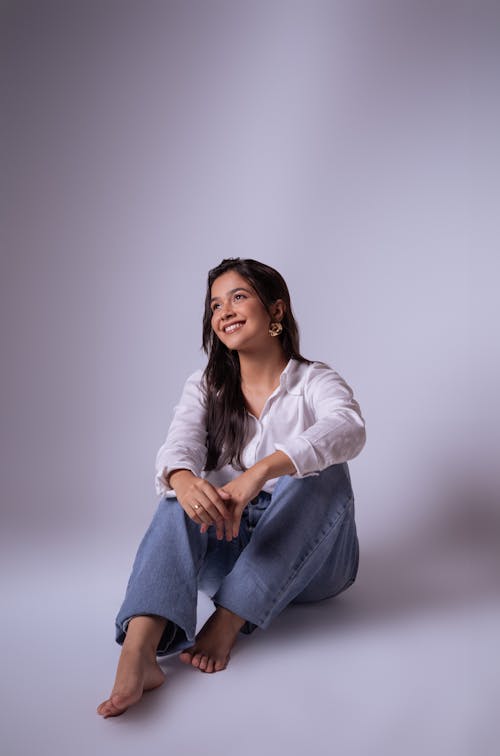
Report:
234,293,246,301
211,302,221,312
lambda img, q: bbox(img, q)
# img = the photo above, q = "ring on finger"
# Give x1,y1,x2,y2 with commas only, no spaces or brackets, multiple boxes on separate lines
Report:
194,504,201,511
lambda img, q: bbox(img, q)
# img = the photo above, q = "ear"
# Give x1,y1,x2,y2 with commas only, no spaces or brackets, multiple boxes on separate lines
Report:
271,299,286,322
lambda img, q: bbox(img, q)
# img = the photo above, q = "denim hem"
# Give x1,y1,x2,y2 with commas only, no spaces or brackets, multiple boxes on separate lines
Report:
115,613,195,656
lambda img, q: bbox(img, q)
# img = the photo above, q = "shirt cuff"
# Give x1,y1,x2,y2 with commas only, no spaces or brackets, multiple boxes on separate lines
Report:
274,437,321,478
155,464,198,497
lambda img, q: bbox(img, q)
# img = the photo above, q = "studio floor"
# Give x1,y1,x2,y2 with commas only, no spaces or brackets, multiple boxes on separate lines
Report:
2,531,499,756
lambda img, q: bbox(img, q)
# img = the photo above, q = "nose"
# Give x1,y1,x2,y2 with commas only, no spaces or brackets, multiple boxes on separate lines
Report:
220,299,235,319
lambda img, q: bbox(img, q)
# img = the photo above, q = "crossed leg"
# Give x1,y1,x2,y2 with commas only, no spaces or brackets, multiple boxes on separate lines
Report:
98,465,357,716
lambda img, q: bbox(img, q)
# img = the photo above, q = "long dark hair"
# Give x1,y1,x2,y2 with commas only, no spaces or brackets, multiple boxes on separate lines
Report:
202,258,310,471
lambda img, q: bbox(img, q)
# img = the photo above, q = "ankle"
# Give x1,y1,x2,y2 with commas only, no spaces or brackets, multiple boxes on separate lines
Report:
122,615,167,657
215,605,245,632
121,638,158,659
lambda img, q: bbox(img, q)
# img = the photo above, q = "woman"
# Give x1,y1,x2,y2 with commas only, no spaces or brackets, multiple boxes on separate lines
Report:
97,257,366,718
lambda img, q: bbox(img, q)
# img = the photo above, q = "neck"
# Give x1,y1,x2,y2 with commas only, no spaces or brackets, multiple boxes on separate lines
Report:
238,343,289,388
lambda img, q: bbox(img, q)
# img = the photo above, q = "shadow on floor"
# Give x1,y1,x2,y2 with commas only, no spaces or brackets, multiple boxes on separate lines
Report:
234,485,500,652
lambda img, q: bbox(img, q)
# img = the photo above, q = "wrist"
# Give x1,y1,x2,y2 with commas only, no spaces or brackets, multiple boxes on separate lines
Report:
167,468,195,488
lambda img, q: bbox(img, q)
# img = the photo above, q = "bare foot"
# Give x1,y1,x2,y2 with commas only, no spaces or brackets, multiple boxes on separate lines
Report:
97,646,166,718
179,606,245,673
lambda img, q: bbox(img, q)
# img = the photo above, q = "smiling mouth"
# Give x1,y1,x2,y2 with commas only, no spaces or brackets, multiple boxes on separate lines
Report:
223,321,245,334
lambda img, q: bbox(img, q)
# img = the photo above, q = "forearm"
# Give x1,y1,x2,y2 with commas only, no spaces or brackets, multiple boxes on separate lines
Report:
250,450,296,485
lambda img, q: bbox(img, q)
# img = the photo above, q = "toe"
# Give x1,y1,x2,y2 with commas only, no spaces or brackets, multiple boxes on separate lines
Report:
199,655,209,671
97,700,108,715
179,650,194,665
205,657,215,673
191,653,202,668
98,698,124,719
214,658,226,672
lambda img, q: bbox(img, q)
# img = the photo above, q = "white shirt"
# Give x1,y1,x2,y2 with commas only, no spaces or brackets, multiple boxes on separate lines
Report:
155,358,366,498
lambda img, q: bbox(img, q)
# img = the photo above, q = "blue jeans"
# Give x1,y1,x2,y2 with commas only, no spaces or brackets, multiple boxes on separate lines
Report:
115,463,359,655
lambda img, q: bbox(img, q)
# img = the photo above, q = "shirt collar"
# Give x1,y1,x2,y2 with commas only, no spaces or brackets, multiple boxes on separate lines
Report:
279,358,304,395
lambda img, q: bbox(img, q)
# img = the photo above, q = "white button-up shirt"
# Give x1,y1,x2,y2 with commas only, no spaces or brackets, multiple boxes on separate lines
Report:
155,358,366,498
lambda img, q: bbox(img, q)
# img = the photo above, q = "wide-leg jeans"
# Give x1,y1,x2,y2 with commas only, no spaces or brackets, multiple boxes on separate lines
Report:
115,462,360,656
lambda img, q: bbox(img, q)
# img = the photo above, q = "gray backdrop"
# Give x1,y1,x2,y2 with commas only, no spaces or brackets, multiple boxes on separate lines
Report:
2,0,498,547
1,2,499,754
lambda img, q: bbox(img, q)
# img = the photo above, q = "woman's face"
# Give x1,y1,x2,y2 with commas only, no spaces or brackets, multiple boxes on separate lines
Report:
210,270,283,353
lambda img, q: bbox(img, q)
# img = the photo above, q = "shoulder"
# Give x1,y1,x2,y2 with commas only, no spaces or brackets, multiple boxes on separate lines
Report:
288,359,355,402
184,367,205,386
286,359,339,386
177,367,207,403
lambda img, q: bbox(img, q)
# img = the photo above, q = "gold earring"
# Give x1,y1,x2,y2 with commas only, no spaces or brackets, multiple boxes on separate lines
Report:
269,322,283,337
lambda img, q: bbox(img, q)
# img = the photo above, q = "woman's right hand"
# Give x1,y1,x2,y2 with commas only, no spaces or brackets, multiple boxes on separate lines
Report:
168,469,233,541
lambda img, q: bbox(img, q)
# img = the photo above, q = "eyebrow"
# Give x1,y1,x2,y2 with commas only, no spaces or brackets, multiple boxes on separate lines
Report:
210,287,253,304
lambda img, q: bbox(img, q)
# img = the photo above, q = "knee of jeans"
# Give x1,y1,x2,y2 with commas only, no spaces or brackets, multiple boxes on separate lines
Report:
151,496,189,532
322,462,354,497
274,463,354,512
157,496,182,515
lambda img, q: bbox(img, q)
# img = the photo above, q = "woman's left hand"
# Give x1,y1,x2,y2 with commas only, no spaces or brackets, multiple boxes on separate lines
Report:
200,466,266,539
221,467,267,538
198,452,295,538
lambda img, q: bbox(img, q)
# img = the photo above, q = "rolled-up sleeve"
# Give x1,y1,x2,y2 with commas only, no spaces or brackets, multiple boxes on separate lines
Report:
154,369,208,497
274,365,366,477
